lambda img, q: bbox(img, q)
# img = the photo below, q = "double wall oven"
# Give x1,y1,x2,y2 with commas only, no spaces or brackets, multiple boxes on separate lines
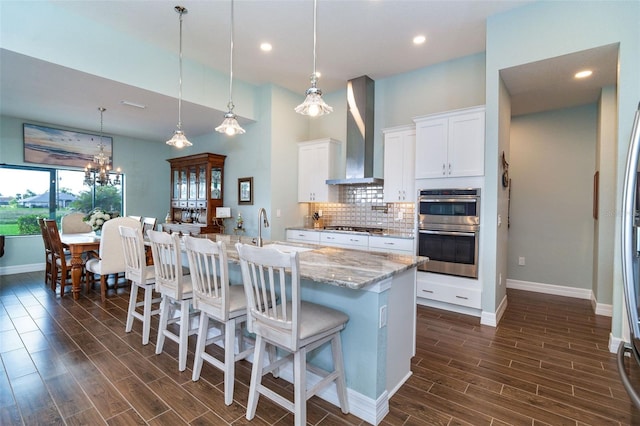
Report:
417,188,480,279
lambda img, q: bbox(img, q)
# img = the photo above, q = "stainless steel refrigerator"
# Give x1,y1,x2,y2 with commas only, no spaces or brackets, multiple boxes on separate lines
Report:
620,102,640,408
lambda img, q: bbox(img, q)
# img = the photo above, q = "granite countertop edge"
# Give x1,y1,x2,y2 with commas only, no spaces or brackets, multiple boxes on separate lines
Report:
208,234,427,291
286,227,415,239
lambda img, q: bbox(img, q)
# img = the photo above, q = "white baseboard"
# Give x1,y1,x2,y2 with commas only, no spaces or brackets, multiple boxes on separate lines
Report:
610,333,626,354
506,279,593,300
0,263,44,276
481,294,508,327
506,279,613,317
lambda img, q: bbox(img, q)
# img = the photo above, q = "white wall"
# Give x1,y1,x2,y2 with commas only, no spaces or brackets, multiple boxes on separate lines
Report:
508,105,597,290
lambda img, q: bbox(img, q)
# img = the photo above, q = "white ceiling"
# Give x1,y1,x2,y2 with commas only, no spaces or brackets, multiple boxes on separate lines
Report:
0,0,618,142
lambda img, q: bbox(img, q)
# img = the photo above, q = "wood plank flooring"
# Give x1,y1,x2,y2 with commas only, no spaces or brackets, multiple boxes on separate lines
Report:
1,271,639,425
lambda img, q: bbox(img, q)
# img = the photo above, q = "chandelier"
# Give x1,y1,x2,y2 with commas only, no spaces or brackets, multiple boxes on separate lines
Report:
84,107,121,187
295,0,332,117
215,0,245,136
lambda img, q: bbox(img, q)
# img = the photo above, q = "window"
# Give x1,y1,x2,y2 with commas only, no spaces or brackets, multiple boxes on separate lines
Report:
0,165,123,236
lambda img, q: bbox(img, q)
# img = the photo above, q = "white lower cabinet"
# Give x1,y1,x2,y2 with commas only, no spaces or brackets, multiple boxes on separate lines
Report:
285,229,321,244
320,232,368,249
416,274,481,309
368,236,414,254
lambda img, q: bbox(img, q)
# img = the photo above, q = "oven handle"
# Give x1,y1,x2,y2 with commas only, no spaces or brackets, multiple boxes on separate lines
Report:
419,229,476,237
419,197,477,203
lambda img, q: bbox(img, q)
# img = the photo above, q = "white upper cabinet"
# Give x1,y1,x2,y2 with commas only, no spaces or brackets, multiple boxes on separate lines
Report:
298,138,342,202
383,125,416,202
414,106,485,179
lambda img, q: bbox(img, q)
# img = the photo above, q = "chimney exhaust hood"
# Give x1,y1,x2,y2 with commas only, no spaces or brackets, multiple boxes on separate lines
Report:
326,75,383,185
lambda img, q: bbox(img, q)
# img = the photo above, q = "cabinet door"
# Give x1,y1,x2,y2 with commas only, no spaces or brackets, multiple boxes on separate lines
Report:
401,131,416,201
297,140,339,203
415,118,448,178
448,111,485,177
383,130,415,202
383,132,404,202
298,144,317,202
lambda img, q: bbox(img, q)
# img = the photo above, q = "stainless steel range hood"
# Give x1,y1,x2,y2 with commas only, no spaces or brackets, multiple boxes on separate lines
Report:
326,76,383,185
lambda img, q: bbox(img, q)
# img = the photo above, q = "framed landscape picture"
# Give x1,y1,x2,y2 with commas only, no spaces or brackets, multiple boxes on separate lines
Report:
23,123,112,169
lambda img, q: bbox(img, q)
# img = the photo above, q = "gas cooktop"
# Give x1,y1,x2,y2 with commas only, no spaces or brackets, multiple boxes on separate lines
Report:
323,226,385,235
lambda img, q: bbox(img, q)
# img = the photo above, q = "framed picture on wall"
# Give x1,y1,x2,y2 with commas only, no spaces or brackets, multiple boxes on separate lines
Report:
23,123,112,169
238,177,253,205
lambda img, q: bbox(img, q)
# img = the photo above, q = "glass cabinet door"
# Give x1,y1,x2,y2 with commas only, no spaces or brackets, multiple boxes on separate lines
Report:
211,168,222,199
172,169,180,199
189,167,197,199
180,169,187,199
198,166,206,199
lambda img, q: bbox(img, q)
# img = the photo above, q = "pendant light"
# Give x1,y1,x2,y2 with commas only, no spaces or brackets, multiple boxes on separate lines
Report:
295,0,332,117
166,5,192,148
215,0,245,136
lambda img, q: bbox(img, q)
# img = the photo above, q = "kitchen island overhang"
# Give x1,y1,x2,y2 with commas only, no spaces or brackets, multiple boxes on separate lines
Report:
211,235,427,425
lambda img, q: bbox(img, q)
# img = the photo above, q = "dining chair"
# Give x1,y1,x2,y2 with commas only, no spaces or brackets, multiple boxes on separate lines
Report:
147,229,196,371
44,219,76,296
184,235,252,405
235,243,350,426
60,212,93,234
142,217,157,235
85,216,141,302
119,225,160,345
38,218,54,288
128,215,142,222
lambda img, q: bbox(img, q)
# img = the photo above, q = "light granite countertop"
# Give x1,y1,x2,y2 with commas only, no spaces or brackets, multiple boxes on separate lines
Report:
201,234,427,290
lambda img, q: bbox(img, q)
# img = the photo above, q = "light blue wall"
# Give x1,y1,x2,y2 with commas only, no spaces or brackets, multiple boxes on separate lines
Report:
486,1,640,334
509,105,597,289
309,53,487,182
0,0,255,120
0,114,168,270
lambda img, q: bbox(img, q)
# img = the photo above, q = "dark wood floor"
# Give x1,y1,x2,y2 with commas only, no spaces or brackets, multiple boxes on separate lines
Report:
1,271,639,425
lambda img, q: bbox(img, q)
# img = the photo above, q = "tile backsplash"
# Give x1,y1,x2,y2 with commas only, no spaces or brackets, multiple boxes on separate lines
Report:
308,185,415,234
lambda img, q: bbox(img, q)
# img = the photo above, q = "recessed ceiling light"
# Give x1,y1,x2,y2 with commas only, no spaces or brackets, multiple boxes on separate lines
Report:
574,70,593,79
260,42,272,52
413,35,426,45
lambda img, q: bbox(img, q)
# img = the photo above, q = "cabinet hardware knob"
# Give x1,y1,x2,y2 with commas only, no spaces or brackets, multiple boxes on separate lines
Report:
422,289,434,293
455,295,468,300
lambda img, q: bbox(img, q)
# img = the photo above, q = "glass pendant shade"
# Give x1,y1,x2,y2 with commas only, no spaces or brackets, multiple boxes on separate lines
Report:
166,129,192,148
215,109,246,136
295,82,333,117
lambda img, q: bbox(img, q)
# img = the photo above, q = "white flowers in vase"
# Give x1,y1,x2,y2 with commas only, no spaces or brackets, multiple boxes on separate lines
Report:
84,208,112,232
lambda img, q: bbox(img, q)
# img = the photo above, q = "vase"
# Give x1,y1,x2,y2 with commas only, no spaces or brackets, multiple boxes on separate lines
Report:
95,229,102,236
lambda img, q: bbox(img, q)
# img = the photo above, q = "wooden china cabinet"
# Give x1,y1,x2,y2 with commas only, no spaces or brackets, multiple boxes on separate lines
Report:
163,153,226,235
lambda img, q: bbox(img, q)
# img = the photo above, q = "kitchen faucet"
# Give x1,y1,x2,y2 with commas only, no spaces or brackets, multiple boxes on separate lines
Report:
257,208,270,247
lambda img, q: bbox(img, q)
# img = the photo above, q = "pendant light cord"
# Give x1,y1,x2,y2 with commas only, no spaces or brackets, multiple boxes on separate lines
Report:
228,0,235,110
312,0,317,83
178,8,185,130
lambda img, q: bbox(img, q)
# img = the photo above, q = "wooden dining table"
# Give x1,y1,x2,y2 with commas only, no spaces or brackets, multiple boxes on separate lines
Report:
60,233,100,300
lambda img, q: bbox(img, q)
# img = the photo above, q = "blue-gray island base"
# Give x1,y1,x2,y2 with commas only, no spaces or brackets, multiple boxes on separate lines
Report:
208,235,428,425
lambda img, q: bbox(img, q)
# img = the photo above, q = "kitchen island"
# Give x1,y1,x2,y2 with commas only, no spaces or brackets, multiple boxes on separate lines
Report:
207,234,427,425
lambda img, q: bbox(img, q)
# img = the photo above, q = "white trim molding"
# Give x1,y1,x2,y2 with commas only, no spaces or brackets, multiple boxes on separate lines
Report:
506,279,593,299
0,263,44,276
481,294,508,327
610,333,626,354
